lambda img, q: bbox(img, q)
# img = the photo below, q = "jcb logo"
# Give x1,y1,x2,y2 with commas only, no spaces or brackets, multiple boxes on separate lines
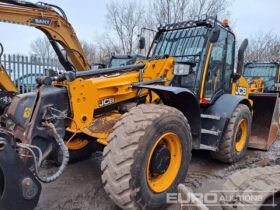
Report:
99,98,115,107
236,87,247,96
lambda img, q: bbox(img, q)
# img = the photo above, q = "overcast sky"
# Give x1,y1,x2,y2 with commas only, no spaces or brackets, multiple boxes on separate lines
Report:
0,0,279,55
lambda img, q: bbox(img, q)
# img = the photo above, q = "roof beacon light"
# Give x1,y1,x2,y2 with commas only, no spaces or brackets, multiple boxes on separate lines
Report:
223,19,229,26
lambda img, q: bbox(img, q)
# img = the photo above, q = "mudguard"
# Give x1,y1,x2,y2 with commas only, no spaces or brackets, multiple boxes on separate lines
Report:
0,137,41,210
135,85,201,149
201,94,252,148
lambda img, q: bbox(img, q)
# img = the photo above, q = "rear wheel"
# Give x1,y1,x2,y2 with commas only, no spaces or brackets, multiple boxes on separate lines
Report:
53,134,95,164
101,104,192,210
211,104,252,163
67,137,95,163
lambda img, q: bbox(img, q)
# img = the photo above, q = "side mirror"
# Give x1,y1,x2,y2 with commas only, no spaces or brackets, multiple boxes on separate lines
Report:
209,27,220,43
236,39,249,76
139,37,146,50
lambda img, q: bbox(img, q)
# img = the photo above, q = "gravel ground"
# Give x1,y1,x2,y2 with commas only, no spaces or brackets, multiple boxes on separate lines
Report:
36,139,280,210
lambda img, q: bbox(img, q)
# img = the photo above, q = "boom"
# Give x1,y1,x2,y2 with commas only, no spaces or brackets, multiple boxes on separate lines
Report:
0,64,17,92
0,0,90,71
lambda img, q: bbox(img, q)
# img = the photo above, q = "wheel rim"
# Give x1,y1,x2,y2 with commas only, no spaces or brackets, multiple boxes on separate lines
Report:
146,132,182,193
67,138,89,150
234,119,248,152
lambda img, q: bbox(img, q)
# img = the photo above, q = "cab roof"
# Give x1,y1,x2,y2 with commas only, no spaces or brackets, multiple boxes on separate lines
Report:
157,16,232,33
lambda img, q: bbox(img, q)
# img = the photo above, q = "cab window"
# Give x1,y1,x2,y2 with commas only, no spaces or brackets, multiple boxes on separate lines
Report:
204,29,227,99
224,32,235,92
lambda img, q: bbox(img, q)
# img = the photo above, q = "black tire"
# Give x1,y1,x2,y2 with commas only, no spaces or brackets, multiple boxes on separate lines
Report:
222,166,280,209
101,104,192,210
211,104,252,163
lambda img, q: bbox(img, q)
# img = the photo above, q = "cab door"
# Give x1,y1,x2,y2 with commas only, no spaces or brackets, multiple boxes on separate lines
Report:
201,29,235,102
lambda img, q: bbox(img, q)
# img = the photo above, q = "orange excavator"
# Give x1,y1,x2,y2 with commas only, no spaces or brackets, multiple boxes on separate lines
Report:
0,0,91,110
0,0,96,161
0,0,90,71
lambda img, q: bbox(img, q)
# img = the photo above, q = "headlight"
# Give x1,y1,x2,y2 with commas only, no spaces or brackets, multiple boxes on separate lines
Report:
173,63,191,76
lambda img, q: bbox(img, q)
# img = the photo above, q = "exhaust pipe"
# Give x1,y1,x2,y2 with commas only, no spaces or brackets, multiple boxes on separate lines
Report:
236,39,248,76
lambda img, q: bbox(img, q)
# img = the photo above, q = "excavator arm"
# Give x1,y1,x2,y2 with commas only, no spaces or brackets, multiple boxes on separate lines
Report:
0,64,17,93
0,0,90,71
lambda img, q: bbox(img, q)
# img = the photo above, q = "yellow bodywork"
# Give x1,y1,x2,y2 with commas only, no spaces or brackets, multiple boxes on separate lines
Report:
232,76,250,98
62,58,175,144
0,64,17,92
246,77,264,93
63,58,257,146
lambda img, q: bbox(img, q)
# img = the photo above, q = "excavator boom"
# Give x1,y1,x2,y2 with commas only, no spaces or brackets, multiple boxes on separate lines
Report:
0,0,90,71
0,64,17,92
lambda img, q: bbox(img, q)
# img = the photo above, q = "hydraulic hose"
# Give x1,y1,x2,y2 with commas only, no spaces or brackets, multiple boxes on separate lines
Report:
17,122,69,183
37,122,69,183
16,122,69,183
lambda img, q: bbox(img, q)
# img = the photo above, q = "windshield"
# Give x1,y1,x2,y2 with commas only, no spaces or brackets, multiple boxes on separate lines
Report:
152,26,209,63
110,58,134,67
152,26,209,93
244,63,277,78
244,63,278,91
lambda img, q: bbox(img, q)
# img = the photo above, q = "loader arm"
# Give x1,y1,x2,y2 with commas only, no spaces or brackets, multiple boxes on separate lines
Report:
0,0,90,71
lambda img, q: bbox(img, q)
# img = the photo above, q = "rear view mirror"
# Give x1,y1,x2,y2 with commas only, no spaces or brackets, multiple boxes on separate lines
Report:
209,27,220,43
139,37,146,50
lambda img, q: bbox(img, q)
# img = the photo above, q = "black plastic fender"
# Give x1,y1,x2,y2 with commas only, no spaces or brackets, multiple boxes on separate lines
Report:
136,85,201,149
201,94,252,148
0,137,41,210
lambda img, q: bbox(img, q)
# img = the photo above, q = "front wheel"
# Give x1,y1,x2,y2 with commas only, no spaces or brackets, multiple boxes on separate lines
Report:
101,104,192,210
211,104,252,163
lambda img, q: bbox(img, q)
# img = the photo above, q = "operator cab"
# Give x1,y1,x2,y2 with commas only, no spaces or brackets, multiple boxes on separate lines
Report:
147,17,236,104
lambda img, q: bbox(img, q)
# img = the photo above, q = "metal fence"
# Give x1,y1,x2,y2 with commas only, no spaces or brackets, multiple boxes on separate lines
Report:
1,54,64,93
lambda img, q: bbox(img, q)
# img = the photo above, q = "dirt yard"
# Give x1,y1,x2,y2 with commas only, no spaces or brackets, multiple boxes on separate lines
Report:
35,139,280,210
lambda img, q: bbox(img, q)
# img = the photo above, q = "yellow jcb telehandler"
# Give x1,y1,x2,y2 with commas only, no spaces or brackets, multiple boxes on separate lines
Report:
0,3,278,210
